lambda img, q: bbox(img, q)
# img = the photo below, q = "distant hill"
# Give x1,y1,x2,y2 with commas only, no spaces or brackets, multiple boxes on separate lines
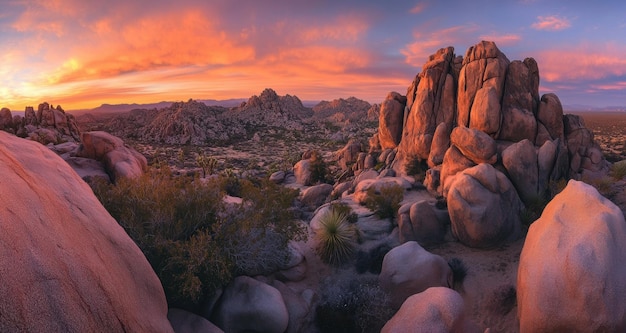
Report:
73,98,248,115
564,104,626,112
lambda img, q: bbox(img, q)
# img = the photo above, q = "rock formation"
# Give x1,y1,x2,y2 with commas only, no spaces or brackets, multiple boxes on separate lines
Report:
517,180,626,332
368,41,608,247
312,96,373,123
0,102,80,144
0,131,172,332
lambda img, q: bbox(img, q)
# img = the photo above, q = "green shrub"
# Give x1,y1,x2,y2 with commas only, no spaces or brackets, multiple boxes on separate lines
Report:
314,206,358,266
610,160,626,180
364,184,404,220
90,167,306,309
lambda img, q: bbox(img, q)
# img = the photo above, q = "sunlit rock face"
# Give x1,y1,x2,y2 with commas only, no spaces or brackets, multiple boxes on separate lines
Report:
368,40,608,247
517,180,626,332
0,131,172,333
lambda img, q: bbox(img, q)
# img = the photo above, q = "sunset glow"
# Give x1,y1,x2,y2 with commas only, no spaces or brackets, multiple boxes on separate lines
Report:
1,0,625,110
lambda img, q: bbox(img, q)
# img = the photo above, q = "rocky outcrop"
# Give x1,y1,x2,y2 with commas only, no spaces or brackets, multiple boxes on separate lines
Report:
312,96,372,123
0,131,172,332
0,102,80,144
378,92,406,149
379,241,452,308
76,131,147,182
367,40,607,247
397,47,459,162
517,180,626,332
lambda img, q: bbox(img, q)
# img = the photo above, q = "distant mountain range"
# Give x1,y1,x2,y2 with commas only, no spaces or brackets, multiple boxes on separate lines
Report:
563,104,626,112
72,98,323,115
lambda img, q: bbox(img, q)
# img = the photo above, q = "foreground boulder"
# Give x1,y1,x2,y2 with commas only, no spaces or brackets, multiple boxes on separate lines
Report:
379,241,452,308
0,131,172,332
518,180,626,332
382,287,480,333
446,164,523,248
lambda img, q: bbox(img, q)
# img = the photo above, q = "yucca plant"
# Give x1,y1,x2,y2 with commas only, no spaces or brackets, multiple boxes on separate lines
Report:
315,207,358,266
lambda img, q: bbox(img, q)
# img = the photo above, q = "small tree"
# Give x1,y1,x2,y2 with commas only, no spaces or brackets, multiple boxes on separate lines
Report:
196,153,218,178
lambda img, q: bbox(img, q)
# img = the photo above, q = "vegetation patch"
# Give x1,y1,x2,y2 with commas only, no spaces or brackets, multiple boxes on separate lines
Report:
91,166,306,309
364,184,404,220
610,160,626,180
314,205,359,266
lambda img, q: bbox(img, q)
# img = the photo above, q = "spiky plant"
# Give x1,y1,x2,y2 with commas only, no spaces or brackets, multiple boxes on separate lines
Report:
315,207,358,266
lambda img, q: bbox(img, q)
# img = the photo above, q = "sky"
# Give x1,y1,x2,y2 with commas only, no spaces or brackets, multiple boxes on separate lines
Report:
1,0,625,110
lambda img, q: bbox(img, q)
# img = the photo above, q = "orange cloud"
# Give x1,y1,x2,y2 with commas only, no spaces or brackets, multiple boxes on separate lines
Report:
531,15,571,31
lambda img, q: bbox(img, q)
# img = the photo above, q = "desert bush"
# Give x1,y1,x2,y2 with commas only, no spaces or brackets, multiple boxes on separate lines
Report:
91,167,306,309
364,184,404,220
314,206,358,266
308,150,331,185
448,257,468,290
610,160,626,180
405,155,427,181
315,276,394,333
329,202,358,223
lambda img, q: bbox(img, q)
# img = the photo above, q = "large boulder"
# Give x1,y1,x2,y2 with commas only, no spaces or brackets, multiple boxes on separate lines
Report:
517,180,626,332
76,131,147,182
382,287,479,333
398,200,446,245
353,177,411,205
0,131,172,332
398,47,457,164
536,93,564,142
379,241,452,308
449,126,497,165
457,41,509,128
447,163,523,248
300,183,332,210
501,139,539,203
211,276,289,333
378,92,406,149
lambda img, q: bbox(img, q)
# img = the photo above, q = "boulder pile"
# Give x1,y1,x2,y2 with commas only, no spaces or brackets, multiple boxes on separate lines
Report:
0,102,80,144
369,41,608,247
